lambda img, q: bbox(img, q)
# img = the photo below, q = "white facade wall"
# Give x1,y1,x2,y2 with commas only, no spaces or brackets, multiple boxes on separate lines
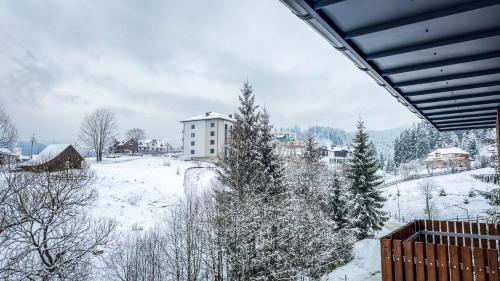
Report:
182,117,233,159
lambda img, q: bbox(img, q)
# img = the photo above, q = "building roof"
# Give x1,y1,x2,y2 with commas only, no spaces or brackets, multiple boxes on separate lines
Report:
181,112,235,123
279,0,500,131
0,148,14,156
429,147,469,156
26,144,72,165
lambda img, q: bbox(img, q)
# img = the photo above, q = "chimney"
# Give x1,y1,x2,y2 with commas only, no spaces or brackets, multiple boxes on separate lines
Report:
229,114,233,118
205,112,210,117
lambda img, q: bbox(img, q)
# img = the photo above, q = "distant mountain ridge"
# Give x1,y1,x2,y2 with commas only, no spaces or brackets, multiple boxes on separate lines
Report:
16,140,48,156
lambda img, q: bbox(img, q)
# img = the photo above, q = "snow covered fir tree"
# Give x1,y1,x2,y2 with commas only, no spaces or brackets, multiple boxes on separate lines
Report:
217,82,355,279
347,120,388,239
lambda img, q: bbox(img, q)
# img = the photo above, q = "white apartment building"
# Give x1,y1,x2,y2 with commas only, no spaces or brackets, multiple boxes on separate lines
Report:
180,112,235,160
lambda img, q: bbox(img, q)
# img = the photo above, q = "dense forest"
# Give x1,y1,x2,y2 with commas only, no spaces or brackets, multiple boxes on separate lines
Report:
392,121,494,167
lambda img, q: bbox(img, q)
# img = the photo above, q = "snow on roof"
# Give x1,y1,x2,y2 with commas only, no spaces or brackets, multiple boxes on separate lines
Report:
27,144,72,165
181,112,235,122
138,139,172,147
428,147,469,156
0,147,13,155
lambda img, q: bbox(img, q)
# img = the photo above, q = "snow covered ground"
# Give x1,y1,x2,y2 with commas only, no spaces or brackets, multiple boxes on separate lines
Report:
88,155,217,231
324,167,497,281
86,157,497,280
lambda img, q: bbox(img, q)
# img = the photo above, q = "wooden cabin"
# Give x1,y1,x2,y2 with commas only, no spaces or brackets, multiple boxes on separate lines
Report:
22,144,84,172
426,147,470,169
110,138,138,154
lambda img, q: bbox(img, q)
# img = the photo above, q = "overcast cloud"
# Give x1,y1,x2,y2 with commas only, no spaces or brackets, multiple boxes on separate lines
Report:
0,0,418,145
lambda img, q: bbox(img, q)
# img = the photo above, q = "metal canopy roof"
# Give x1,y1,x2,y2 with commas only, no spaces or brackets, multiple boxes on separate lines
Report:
279,0,500,131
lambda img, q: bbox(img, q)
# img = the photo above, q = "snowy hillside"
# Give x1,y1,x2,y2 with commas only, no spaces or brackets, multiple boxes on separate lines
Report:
89,156,217,231
324,167,497,281
85,157,497,280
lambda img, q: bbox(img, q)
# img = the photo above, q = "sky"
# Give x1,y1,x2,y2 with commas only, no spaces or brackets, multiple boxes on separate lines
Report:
0,0,419,145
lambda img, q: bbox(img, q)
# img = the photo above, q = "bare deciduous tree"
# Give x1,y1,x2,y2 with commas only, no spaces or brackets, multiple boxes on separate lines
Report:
0,109,18,148
0,163,116,280
103,190,224,281
79,109,117,161
126,128,145,141
419,179,438,220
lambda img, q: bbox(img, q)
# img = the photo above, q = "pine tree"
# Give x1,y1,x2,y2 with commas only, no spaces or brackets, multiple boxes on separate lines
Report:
325,172,350,230
297,132,325,194
257,108,285,195
347,120,388,239
464,132,479,160
378,153,385,170
217,82,263,279
218,82,262,197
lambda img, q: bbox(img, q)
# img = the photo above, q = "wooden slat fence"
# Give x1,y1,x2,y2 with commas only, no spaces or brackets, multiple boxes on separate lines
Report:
381,219,500,281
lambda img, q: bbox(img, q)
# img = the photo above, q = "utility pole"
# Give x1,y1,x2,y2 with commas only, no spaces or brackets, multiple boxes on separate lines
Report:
29,133,37,160
396,185,401,221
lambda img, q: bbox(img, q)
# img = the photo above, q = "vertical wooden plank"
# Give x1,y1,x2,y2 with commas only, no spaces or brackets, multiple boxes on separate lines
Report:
441,221,449,245
450,245,461,281
437,244,449,281
456,221,464,247
393,240,404,281
464,222,472,247
426,243,437,281
426,220,434,243
404,240,415,281
472,222,480,248
488,248,499,281
381,239,393,281
462,246,473,281
489,224,497,249
481,223,489,249
448,221,456,245
434,220,441,244
476,248,487,281
415,242,426,281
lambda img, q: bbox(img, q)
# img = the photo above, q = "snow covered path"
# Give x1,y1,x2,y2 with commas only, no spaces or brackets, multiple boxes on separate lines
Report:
89,156,216,231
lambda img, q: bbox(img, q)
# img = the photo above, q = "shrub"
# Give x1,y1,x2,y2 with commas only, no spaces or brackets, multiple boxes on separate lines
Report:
439,188,446,196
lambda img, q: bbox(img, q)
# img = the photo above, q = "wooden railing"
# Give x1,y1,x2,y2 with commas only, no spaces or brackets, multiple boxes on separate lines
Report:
381,220,500,281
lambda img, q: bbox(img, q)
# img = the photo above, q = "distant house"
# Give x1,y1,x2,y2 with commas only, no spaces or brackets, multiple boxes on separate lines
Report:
317,146,329,157
426,147,470,169
110,138,138,154
138,139,173,155
180,112,235,160
276,140,305,157
272,131,297,142
22,144,84,172
0,148,19,166
321,146,351,171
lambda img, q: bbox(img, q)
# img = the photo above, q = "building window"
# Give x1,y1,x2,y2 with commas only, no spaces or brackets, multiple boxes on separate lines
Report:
191,133,195,138
191,141,195,146
191,124,195,129
210,140,215,145
211,122,215,127
225,124,228,130
210,149,215,154
191,150,195,155
210,131,215,136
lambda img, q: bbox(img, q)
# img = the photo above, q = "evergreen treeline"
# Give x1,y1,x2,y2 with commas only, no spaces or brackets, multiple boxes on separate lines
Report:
393,121,492,167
